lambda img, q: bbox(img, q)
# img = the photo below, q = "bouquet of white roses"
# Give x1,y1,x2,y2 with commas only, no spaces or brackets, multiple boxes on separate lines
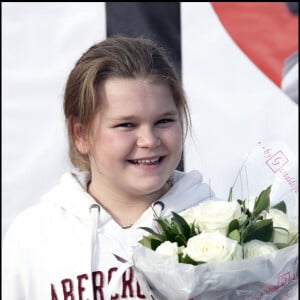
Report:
132,185,298,300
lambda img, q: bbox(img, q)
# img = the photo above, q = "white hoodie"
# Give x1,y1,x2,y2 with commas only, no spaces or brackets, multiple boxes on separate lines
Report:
3,169,212,300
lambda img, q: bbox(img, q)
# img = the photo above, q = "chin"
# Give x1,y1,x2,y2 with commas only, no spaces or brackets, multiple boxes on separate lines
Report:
134,180,168,196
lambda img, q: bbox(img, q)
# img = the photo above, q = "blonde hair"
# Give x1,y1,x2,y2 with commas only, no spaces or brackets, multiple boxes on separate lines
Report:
64,36,191,171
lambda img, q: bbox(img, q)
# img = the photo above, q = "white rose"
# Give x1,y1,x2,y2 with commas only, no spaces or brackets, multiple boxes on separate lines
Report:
243,240,278,259
184,231,242,263
265,208,298,244
179,206,201,230
155,241,179,262
196,200,242,235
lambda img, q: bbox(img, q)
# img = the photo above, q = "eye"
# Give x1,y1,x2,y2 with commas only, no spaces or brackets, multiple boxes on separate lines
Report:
115,123,135,128
156,119,174,126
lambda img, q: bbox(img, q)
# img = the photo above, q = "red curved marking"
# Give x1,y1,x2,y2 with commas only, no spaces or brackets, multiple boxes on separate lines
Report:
211,2,298,86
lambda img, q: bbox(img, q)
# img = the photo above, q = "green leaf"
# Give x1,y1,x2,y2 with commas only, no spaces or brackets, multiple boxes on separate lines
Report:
239,217,250,231
171,211,191,240
138,235,163,250
274,242,290,249
174,234,187,247
228,229,240,243
238,199,251,216
228,219,240,233
237,199,246,211
180,254,203,265
170,222,181,236
190,222,200,237
253,185,272,217
271,201,287,214
242,219,273,243
155,218,175,241
139,227,165,240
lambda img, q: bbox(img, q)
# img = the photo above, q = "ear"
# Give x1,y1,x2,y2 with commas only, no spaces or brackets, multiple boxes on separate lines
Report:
72,121,90,155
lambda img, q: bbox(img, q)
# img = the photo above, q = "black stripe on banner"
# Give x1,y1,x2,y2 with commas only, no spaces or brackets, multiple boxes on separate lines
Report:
106,2,184,171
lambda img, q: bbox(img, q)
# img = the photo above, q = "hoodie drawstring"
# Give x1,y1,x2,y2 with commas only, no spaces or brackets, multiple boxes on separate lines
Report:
89,203,100,300
152,200,165,218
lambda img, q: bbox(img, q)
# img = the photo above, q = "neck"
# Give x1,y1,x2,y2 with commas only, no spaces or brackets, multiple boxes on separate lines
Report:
87,181,170,227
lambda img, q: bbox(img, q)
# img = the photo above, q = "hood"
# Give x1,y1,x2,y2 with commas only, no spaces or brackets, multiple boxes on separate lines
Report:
42,168,213,228
158,169,213,216
43,168,213,299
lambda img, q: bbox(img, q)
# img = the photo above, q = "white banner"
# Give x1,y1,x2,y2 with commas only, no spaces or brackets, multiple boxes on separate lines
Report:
2,2,298,237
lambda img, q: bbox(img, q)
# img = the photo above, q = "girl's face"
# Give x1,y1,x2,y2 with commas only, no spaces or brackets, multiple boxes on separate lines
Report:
87,78,183,199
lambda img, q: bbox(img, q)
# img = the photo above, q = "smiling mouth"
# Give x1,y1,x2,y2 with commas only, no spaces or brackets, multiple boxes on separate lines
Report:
127,157,164,165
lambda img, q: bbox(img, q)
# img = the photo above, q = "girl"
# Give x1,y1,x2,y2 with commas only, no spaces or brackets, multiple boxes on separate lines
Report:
3,36,212,299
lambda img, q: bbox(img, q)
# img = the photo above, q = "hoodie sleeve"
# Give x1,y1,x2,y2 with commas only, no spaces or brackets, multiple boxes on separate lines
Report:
2,220,26,300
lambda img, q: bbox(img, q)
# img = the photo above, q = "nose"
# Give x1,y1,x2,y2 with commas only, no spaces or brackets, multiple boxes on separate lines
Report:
136,126,160,148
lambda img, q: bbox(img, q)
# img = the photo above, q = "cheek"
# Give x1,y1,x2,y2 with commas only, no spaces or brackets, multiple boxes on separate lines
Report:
163,127,183,152
96,132,135,154
173,124,184,144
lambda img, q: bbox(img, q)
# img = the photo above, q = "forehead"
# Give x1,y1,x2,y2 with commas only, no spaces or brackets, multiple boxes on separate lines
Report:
99,77,176,111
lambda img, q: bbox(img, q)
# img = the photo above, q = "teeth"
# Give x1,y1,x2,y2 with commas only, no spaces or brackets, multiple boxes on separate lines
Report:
131,157,160,164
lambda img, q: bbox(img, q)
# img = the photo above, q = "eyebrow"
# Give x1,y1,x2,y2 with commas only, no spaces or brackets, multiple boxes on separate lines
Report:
110,110,179,121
